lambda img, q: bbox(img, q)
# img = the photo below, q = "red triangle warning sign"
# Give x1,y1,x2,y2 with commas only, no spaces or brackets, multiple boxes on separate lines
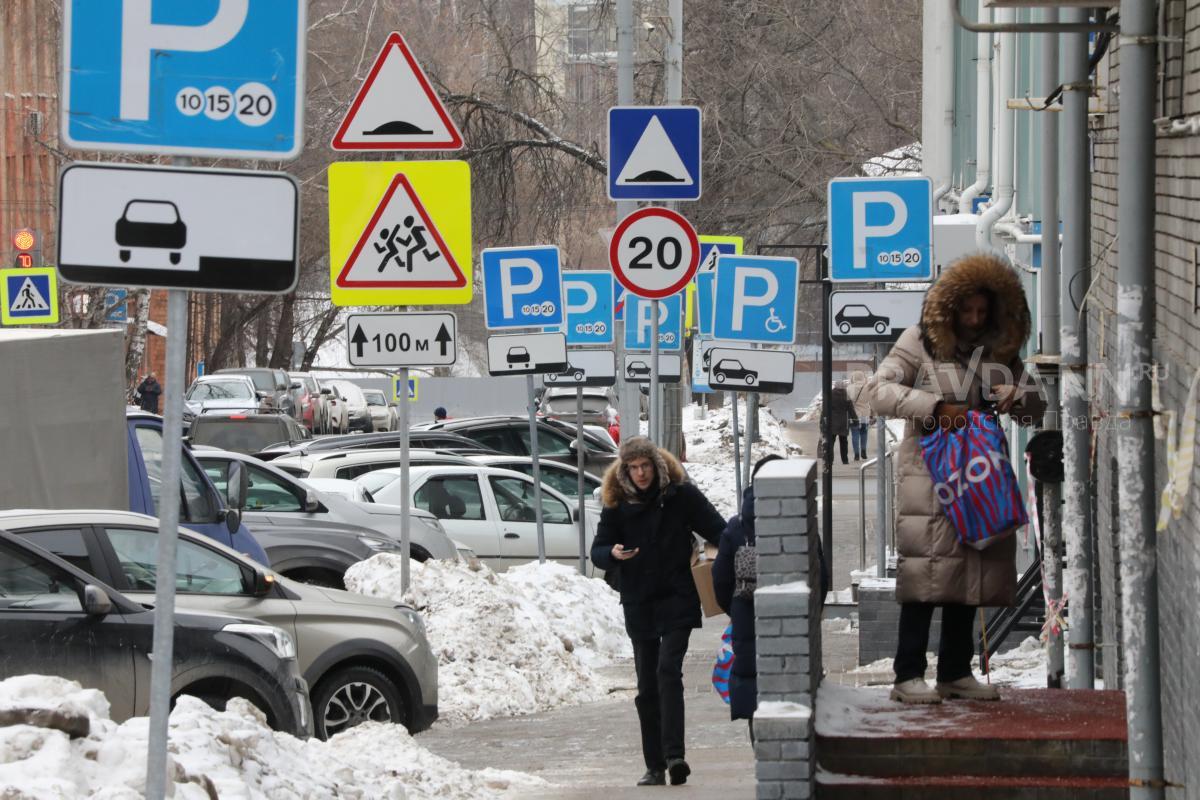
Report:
331,32,464,151
335,175,467,289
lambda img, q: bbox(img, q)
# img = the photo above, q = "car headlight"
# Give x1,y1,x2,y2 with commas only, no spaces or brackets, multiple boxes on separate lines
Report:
223,623,297,660
395,605,427,638
358,534,398,552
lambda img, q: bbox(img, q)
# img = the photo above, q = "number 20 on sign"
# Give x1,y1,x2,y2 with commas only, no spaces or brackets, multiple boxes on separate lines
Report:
609,207,700,299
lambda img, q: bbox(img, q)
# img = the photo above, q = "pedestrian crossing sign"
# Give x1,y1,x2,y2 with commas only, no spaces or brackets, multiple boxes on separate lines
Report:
1,267,58,325
393,375,419,402
329,161,472,306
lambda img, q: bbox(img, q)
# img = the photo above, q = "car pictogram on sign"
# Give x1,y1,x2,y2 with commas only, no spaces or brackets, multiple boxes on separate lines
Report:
834,304,890,335
545,365,585,383
712,358,758,386
507,346,530,366
115,200,187,265
626,360,651,378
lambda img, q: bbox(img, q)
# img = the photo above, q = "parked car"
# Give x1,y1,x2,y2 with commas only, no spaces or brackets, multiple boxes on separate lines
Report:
325,383,350,435
325,380,372,433
194,449,458,585
189,410,311,455
215,368,300,420
362,389,394,432
413,416,619,477
286,372,320,434
0,528,310,737
183,374,272,431
2,509,437,739
466,454,603,506
359,465,596,572
270,448,474,481
291,372,330,434
538,388,616,429
256,430,502,461
299,477,376,504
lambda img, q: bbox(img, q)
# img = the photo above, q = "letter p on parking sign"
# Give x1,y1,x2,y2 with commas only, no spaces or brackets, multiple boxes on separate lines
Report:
828,176,933,282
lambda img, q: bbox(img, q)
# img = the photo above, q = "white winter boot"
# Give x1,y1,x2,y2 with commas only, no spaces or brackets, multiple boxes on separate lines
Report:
936,674,1001,701
890,678,942,704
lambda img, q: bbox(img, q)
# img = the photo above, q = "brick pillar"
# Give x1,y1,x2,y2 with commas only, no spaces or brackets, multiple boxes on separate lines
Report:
752,457,819,800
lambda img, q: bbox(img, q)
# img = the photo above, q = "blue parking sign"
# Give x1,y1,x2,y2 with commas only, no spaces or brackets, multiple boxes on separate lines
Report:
563,272,614,345
695,272,715,336
62,1,306,159
624,294,683,351
828,176,933,282
713,256,799,345
482,246,564,330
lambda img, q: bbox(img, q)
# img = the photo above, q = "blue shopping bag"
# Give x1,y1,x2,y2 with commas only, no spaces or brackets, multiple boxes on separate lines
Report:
919,410,1028,550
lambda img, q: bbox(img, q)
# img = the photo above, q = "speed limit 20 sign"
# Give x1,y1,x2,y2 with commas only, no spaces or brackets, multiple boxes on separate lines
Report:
609,207,700,299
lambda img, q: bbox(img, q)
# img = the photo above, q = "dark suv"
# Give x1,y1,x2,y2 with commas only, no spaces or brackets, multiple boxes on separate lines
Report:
416,416,618,477
255,429,500,461
189,410,311,455
0,529,311,737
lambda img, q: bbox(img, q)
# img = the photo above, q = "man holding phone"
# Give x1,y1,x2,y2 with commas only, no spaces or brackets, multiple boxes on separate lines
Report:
591,436,727,787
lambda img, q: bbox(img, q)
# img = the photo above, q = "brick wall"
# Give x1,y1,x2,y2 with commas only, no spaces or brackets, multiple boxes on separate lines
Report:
1088,7,1200,795
752,458,820,800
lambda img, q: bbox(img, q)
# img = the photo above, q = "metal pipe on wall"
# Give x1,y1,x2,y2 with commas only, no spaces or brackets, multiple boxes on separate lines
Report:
960,0,992,214
1038,6,1064,689
923,0,955,207
977,6,1015,248
1115,2,1165,795
1060,6,1095,692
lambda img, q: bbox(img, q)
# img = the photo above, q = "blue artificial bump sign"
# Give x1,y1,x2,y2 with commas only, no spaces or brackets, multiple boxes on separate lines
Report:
828,176,933,282
608,106,702,201
563,271,614,345
62,0,306,159
624,294,683,351
713,255,799,345
482,246,564,330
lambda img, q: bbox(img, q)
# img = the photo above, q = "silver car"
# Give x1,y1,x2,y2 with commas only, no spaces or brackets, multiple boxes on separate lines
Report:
183,374,271,429
1,509,438,740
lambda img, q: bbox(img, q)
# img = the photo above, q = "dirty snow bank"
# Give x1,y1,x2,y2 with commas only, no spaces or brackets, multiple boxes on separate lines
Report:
0,675,544,799
346,556,629,724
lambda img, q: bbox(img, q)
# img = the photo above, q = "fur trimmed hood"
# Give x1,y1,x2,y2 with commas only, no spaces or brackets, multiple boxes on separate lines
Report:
920,252,1031,364
601,436,687,507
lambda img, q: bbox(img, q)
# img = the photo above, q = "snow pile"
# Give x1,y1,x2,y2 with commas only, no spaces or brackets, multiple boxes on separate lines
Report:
851,636,1052,688
346,555,628,723
0,675,544,800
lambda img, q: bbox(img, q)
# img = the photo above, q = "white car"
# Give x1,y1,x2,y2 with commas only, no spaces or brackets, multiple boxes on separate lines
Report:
183,374,270,427
300,477,374,503
325,380,371,433
271,448,473,481
357,465,598,572
466,454,603,507
323,383,351,434
362,389,394,432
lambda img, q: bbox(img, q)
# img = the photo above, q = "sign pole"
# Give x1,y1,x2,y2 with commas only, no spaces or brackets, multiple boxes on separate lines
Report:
876,415,888,579
576,387,587,575
731,390,743,506
399,367,411,593
527,375,547,562
650,298,660,443
145,287,186,800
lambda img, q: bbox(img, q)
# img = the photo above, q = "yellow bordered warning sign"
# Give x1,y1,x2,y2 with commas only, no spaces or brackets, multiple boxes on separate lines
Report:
1,267,59,325
329,161,472,306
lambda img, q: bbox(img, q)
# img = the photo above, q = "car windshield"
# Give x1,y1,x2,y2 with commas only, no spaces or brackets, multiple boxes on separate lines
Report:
187,380,254,401
225,371,276,391
545,396,609,414
363,391,387,406
190,418,292,453
357,471,401,496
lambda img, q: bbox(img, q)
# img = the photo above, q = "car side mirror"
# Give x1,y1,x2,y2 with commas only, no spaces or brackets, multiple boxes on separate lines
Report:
256,390,270,399
251,570,275,597
83,584,112,616
223,508,242,535
592,486,602,503
572,507,581,522
320,388,331,395
304,489,321,513
290,382,302,390
226,460,248,511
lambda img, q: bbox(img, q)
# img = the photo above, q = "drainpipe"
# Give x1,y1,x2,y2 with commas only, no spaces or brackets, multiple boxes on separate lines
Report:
1038,7,1063,689
1060,7,1094,692
1115,2,1164,797
923,0,954,209
976,7,1014,248
960,0,991,214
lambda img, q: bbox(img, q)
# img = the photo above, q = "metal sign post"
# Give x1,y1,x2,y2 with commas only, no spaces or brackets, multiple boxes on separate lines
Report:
526,375,547,562
876,416,888,578
731,391,743,505
650,298,660,443
398,367,411,593
576,387,587,575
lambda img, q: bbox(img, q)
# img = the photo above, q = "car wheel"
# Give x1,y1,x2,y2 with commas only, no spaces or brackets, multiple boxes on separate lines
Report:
838,322,851,334
312,666,407,739
874,321,888,334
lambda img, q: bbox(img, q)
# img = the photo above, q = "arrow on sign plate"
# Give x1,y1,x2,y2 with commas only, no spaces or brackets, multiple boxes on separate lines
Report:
435,323,452,357
351,325,369,359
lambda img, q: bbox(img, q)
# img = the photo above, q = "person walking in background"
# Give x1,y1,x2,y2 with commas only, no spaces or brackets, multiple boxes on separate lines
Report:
591,436,726,787
869,253,1045,704
828,380,857,465
433,406,448,422
136,372,162,414
847,371,873,461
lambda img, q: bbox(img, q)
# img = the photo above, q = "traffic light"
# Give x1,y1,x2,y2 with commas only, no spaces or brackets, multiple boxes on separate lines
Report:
11,227,38,268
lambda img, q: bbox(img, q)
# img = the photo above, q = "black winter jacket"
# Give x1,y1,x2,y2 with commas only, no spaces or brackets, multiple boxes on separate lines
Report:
591,448,725,639
712,487,758,720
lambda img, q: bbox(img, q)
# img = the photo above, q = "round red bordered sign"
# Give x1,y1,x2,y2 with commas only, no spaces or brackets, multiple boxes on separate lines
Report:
608,207,700,299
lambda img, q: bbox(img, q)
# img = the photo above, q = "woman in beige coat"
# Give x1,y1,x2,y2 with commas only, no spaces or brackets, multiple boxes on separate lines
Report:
869,253,1045,704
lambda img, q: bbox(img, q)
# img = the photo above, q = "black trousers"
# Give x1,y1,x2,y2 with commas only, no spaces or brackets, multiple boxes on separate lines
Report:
834,433,849,464
632,628,692,771
893,602,976,684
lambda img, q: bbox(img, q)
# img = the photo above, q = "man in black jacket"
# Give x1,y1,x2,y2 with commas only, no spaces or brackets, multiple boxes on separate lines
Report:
591,436,726,788
136,372,162,414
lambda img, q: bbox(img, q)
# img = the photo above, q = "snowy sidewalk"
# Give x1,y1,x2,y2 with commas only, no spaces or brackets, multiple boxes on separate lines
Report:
416,613,757,799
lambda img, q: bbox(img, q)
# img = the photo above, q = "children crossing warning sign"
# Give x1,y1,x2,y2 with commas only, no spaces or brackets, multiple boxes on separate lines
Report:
328,161,473,306
331,32,463,151
1,267,58,325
